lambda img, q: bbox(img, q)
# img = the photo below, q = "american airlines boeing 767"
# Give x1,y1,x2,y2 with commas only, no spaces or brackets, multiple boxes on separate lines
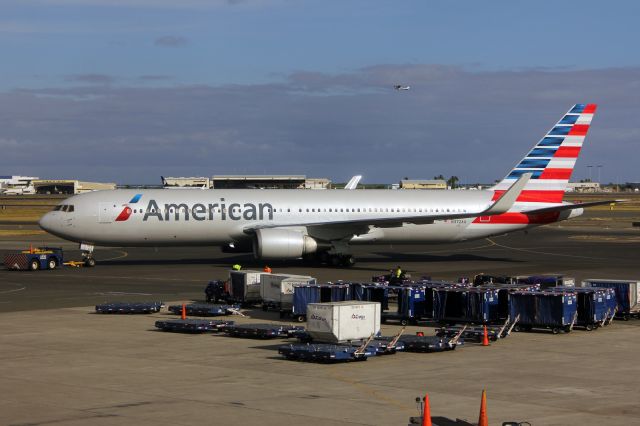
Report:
39,104,616,266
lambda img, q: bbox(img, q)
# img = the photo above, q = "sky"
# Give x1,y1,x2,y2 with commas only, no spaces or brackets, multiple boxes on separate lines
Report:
1,0,639,185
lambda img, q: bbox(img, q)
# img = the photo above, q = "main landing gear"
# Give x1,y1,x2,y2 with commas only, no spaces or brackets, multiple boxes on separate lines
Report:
304,252,356,268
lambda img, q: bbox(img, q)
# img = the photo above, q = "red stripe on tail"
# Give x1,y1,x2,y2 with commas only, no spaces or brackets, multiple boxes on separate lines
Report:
539,168,573,179
492,190,565,203
568,124,589,136
554,146,581,158
582,104,597,114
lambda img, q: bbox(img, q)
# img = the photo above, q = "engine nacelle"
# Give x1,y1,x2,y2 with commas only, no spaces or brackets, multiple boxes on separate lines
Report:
253,229,318,259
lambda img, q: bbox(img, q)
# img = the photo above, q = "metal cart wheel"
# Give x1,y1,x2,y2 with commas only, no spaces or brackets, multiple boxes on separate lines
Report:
585,324,594,331
400,319,409,326
551,327,560,334
296,315,306,322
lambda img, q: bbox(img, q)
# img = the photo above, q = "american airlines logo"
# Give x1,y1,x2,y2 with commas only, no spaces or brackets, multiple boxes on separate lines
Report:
115,194,142,222
142,198,274,222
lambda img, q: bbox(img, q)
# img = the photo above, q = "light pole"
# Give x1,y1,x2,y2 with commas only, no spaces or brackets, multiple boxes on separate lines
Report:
587,165,593,182
597,165,603,185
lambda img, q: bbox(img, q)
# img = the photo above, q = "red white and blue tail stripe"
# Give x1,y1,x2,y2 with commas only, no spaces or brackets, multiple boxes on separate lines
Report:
492,104,597,205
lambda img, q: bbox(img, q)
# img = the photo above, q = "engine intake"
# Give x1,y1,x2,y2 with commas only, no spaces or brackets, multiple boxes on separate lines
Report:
253,229,318,259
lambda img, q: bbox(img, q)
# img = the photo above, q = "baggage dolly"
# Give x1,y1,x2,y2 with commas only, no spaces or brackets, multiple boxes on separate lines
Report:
223,323,305,339
167,303,240,317
95,302,164,314
155,319,234,333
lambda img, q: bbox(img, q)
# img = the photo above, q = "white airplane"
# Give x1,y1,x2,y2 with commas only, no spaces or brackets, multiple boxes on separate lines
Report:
39,104,618,266
394,85,410,91
1,184,36,195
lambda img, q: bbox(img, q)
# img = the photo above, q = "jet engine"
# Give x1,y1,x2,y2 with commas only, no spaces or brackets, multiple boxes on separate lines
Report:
253,229,318,259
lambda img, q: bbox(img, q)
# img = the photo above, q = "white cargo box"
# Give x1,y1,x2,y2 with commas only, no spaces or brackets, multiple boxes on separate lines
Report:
228,270,264,302
307,301,381,343
260,274,316,308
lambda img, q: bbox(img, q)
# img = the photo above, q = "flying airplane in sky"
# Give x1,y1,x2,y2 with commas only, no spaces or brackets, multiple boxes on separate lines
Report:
39,104,617,266
394,85,410,91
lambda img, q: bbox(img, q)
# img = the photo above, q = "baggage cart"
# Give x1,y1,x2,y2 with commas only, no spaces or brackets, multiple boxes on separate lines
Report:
550,287,610,330
223,323,305,339
516,274,575,289
398,335,462,353
167,303,240,317
581,279,640,320
228,270,265,305
306,301,381,343
433,287,500,324
260,273,316,315
155,319,233,333
509,291,578,334
278,343,376,362
95,301,164,314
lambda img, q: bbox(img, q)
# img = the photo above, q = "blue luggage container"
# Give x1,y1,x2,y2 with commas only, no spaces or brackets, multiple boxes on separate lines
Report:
292,284,350,321
509,291,577,334
581,279,640,320
550,287,610,330
383,286,431,325
433,288,500,324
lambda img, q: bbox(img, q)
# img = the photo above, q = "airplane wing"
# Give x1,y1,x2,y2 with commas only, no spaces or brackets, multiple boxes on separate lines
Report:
244,174,531,236
344,175,362,190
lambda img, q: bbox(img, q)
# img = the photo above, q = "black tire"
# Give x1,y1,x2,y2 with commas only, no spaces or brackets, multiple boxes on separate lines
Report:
552,327,560,334
84,257,96,267
329,255,340,267
564,325,571,333
513,325,522,332
29,259,40,271
296,315,305,323
400,319,409,326
585,324,594,331
341,256,355,267
47,257,57,270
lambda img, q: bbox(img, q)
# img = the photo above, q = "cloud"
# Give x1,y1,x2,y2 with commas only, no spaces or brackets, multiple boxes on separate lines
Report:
64,74,115,85
154,35,189,47
138,75,173,82
1,65,639,184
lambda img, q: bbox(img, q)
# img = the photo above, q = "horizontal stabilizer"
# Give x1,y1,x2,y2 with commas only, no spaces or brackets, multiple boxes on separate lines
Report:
483,173,531,215
524,199,625,215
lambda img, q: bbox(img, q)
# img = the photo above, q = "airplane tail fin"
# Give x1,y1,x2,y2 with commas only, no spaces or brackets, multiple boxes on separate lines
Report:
492,104,597,205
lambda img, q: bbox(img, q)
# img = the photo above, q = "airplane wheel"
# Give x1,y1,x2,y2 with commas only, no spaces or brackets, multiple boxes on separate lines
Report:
84,257,96,267
341,256,355,267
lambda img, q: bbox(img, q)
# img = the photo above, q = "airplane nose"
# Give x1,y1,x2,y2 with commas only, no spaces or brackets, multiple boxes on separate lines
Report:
39,212,55,233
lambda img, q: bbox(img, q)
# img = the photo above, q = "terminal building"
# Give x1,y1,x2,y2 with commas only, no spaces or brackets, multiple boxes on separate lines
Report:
566,182,601,193
162,175,331,190
33,180,116,195
399,179,447,190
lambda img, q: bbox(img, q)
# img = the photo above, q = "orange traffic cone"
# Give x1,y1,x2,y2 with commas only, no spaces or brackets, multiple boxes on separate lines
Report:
416,331,424,337
482,325,490,346
478,389,488,426
421,393,432,426
29,243,34,254
181,303,186,320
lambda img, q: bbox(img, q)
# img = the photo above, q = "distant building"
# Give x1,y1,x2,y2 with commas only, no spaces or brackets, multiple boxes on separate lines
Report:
566,182,600,193
162,176,212,189
0,175,38,188
33,180,116,195
212,175,331,189
399,179,447,190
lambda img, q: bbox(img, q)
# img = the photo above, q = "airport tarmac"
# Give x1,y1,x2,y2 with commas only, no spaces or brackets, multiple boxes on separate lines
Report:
1,224,639,425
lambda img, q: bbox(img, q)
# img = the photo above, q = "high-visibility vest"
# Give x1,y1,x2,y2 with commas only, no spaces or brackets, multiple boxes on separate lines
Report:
232,264,241,271
395,268,402,278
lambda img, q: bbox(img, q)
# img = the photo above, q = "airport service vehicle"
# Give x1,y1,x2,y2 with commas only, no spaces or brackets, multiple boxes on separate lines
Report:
3,247,64,270
39,104,619,266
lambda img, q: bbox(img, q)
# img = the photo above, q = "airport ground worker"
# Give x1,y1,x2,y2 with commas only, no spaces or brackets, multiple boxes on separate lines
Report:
232,263,241,271
263,265,272,273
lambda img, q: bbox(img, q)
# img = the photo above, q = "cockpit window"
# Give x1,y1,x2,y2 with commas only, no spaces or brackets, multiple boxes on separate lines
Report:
53,204,74,212
68,205,74,212
53,205,63,211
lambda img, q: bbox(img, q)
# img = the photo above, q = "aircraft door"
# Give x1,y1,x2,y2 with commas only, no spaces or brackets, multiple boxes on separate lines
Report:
98,202,118,223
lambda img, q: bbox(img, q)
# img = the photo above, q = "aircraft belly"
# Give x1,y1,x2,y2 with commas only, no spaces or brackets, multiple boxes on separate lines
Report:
352,221,469,245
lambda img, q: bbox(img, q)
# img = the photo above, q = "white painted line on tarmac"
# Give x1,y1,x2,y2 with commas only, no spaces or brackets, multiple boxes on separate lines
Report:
99,249,129,262
487,238,607,261
0,283,27,294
